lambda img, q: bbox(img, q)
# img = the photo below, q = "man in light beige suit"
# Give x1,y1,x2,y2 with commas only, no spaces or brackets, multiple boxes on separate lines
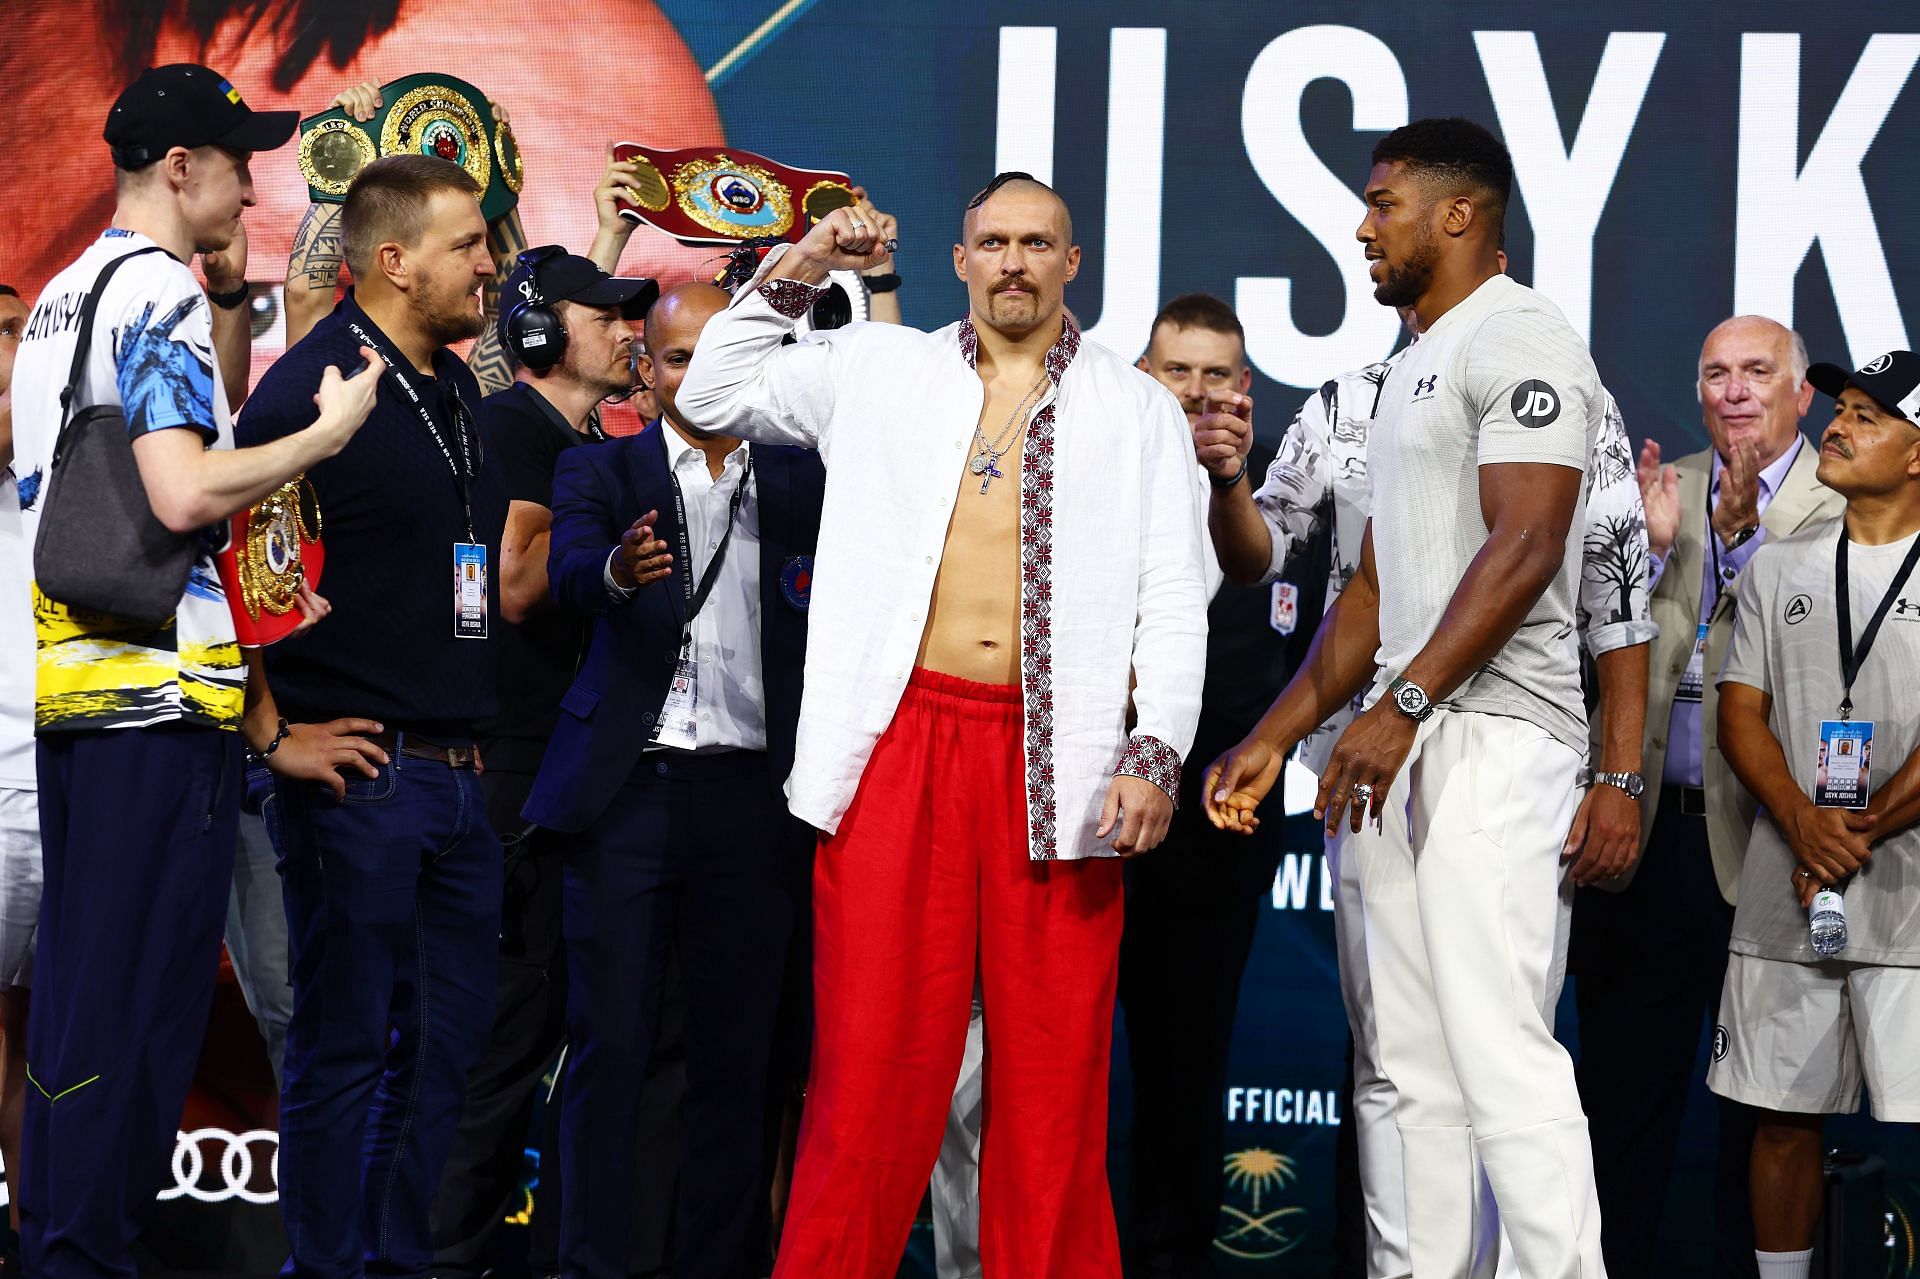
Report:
1569,315,1843,1279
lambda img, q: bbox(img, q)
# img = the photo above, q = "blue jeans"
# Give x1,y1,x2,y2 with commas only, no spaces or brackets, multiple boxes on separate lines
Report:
23,725,242,1279
272,748,502,1279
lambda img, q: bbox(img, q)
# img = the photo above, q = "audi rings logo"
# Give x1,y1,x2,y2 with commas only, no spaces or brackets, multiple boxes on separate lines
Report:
160,1128,280,1205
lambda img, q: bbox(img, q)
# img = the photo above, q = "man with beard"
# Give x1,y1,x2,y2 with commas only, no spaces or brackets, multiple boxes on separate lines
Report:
1207,118,1609,1277
677,173,1208,1277
235,154,509,1279
430,246,655,1277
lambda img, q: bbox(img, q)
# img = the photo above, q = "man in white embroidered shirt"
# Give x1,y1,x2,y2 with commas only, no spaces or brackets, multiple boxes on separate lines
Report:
677,172,1208,1277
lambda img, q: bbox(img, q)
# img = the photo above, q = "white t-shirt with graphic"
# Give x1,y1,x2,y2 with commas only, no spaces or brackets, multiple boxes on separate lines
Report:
10,229,244,732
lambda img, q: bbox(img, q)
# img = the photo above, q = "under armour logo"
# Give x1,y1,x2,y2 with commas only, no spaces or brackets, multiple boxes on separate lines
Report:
1785,594,1813,624
1893,597,1920,619
1509,380,1561,428
1411,374,1438,398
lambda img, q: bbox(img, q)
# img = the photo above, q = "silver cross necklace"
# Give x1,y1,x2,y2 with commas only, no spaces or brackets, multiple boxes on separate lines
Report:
969,374,1049,495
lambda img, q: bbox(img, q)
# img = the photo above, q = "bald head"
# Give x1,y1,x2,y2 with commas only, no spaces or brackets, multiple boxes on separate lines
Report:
642,282,729,355
1697,315,1814,466
962,172,1073,242
640,282,731,434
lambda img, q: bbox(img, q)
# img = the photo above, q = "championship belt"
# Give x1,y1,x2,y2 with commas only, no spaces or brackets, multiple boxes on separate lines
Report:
610,143,855,245
298,73,523,221
214,477,325,648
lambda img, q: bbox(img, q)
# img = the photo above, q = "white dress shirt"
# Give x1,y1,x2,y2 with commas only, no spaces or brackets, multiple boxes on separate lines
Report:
608,423,767,753
676,250,1209,861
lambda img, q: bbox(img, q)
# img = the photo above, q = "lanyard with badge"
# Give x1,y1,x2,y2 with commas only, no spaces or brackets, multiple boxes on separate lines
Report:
1817,528,1920,808
1676,504,1731,706
346,318,489,639
651,455,754,749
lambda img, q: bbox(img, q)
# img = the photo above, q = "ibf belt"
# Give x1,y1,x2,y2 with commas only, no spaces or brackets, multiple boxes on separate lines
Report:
609,142,855,245
298,72,522,221
214,476,324,648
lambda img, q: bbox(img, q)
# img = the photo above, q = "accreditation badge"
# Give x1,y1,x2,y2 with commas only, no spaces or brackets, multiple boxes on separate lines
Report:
1270,581,1299,635
1675,622,1709,704
1815,720,1874,809
215,477,324,647
651,654,700,750
453,542,489,639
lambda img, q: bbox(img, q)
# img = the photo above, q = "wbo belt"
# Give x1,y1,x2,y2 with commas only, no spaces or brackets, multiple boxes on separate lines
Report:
1660,784,1708,817
369,730,479,770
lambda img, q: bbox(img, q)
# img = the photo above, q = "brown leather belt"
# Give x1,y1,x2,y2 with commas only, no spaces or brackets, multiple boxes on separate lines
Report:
370,731,479,770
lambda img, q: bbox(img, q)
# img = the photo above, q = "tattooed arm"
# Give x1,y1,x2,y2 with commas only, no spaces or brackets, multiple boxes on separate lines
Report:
467,202,528,397
282,83,380,350
282,202,345,350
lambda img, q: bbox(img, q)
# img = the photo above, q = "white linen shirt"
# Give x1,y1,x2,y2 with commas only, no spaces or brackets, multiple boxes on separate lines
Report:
676,256,1209,860
650,424,767,752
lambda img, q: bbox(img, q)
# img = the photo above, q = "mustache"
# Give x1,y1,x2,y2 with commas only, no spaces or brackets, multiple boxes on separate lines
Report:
1822,430,1853,457
991,276,1033,294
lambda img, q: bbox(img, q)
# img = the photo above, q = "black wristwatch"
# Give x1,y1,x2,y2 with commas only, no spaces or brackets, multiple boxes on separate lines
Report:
1387,676,1434,722
1724,523,1760,551
861,272,902,294
207,281,251,310
1591,770,1646,799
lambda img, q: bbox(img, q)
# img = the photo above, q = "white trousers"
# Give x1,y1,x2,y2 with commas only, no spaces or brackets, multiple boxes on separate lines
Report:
931,981,987,1279
1334,710,1602,1279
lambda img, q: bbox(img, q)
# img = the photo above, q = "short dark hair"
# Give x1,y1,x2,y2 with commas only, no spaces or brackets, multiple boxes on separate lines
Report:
0,285,17,300
1371,117,1513,233
1149,293,1244,348
342,154,482,279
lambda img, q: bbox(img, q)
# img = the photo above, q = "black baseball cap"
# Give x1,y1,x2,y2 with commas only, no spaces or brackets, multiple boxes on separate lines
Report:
505,246,659,320
103,64,298,169
1807,350,1920,424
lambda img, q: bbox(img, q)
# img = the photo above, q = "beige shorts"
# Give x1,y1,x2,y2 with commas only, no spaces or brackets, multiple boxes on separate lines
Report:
1707,950,1920,1122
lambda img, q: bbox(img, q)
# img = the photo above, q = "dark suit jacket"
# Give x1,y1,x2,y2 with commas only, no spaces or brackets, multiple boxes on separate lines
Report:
522,423,825,833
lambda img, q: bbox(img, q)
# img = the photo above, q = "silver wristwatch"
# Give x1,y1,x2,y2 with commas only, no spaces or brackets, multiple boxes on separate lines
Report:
1591,770,1646,799
1387,676,1434,722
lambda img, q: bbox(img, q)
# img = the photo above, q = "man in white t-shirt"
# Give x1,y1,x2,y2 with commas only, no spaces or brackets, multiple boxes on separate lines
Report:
1205,117,1608,1277
8,64,379,1279
1710,350,1920,1279
1207,307,1653,1277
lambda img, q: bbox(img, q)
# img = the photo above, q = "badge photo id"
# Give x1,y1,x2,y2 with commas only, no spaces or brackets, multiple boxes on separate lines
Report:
453,542,488,639
652,655,700,750
1814,719,1873,810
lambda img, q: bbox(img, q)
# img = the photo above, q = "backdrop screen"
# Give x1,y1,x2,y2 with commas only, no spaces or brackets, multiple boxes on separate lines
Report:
9,1,1917,1272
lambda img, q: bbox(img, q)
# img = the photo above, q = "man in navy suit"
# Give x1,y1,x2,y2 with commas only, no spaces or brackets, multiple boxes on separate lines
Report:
524,282,823,1279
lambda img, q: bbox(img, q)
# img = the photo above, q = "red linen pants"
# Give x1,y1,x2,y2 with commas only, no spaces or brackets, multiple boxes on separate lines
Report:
773,668,1126,1278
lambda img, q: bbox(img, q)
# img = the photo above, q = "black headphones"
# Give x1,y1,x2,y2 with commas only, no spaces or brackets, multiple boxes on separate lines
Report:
503,245,568,372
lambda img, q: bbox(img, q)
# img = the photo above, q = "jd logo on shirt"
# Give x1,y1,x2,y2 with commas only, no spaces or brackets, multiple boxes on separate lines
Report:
1508,380,1561,428
1785,594,1813,624
1410,373,1439,401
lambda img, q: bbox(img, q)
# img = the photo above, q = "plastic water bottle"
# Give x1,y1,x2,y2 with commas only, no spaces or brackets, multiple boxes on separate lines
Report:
1810,888,1849,957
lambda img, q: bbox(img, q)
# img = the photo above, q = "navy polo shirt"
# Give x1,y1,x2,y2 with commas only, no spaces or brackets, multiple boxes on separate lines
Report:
236,292,509,736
